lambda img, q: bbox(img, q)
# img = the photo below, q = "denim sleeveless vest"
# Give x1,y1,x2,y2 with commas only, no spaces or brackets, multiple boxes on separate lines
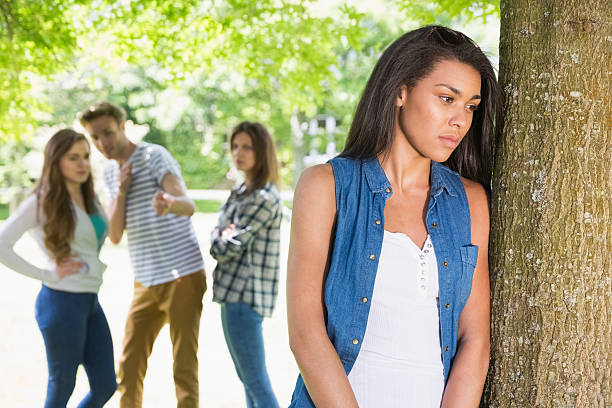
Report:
290,157,479,407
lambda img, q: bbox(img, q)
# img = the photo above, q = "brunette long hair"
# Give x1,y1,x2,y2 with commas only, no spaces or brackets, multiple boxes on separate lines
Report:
33,129,96,263
231,121,280,192
341,25,501,191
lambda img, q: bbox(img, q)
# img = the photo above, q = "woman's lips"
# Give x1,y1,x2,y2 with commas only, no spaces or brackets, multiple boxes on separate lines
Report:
439,136,459,148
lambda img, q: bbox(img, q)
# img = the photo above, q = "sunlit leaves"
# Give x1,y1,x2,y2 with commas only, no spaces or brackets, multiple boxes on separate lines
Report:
0,0,90,139
0,0,366,140
394,0,499,24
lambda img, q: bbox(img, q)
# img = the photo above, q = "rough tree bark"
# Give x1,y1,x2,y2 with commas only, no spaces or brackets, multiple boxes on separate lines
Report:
483,0,611,406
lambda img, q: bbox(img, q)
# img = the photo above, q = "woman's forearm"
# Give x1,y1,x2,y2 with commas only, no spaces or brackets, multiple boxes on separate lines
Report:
290,330,359,408
440,336,490,408
0,196,58,282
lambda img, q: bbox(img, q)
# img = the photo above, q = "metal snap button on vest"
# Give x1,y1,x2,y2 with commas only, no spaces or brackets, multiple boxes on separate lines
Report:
445,303,451,309
375,219,381,225
443,261,448,267
431,222,438,228
352,338,359,345
369,254,375,260
385,187,391,193
445,346,449,351
361,297,368,303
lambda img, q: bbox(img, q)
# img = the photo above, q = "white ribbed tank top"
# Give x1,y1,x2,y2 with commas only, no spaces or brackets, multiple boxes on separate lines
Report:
347,230,445,407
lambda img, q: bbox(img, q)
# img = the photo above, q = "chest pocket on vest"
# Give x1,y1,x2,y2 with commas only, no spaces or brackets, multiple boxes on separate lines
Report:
459,244,479,305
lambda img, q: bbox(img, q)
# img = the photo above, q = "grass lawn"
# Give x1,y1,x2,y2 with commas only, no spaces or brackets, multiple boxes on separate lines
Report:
0,204,8,221
194,199,223,213
195,199,293,213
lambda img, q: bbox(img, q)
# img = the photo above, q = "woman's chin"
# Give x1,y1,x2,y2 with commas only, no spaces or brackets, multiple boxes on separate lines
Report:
424,150,454,164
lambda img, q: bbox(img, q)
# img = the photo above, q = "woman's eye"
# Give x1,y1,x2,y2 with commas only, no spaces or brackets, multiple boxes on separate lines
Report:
440,96,453,103
467,104,479,112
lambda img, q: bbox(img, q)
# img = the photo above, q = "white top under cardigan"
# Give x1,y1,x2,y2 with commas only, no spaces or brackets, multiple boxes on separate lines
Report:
0,194,107,293
348,230,445,408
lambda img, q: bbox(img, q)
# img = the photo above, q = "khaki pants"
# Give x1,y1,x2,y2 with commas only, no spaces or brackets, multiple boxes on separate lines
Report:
118,271,206,408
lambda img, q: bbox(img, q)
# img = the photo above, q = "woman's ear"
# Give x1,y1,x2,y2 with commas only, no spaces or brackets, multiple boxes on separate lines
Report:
396,85,408,108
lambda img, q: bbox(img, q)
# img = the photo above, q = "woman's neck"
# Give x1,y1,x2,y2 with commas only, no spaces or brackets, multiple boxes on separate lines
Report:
65,181,84,203
379,136,431,194
243,172,254,190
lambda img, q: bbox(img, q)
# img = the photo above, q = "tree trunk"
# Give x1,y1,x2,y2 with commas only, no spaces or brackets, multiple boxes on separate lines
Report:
484,0,611,406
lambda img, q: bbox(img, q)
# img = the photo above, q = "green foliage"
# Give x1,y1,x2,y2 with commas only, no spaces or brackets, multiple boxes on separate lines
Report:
309,17,402,154
210,0,364,112
0,0,90,139
2,0,500,193
1,0,365,153
85,0,364,113
394,0,499,24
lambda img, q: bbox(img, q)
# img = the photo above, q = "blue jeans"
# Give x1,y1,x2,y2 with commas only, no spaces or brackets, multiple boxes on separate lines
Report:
220,302,279,408
35,285,117,408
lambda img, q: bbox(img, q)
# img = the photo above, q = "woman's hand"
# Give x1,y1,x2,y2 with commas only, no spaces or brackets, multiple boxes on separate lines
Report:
55,256,84,279
221,224,237,240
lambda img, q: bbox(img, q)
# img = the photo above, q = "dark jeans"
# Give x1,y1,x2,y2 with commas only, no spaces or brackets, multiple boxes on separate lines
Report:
35,285,117,408
220,302,280,408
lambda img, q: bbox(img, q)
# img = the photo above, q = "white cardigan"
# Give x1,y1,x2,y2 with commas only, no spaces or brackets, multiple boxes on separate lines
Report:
0,194,107,293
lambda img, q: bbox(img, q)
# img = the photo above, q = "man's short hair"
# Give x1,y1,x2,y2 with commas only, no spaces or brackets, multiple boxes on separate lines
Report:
79,101,126,126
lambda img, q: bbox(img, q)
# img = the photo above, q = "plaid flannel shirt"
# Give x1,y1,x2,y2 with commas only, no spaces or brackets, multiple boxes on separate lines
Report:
210,182,282,317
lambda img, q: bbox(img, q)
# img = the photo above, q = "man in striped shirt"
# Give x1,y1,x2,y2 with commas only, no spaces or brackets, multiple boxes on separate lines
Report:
80,101,206,408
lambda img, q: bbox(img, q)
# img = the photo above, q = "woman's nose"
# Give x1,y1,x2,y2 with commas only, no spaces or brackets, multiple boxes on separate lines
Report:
448,108,469,128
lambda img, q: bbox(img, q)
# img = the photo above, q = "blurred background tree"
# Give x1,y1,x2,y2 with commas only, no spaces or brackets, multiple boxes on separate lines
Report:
0,0,499,198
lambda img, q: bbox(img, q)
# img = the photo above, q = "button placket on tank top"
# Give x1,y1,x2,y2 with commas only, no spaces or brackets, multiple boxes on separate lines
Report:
415,236,438,297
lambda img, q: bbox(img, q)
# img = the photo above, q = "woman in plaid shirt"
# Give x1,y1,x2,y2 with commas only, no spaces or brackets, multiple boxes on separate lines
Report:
210,121,282,408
